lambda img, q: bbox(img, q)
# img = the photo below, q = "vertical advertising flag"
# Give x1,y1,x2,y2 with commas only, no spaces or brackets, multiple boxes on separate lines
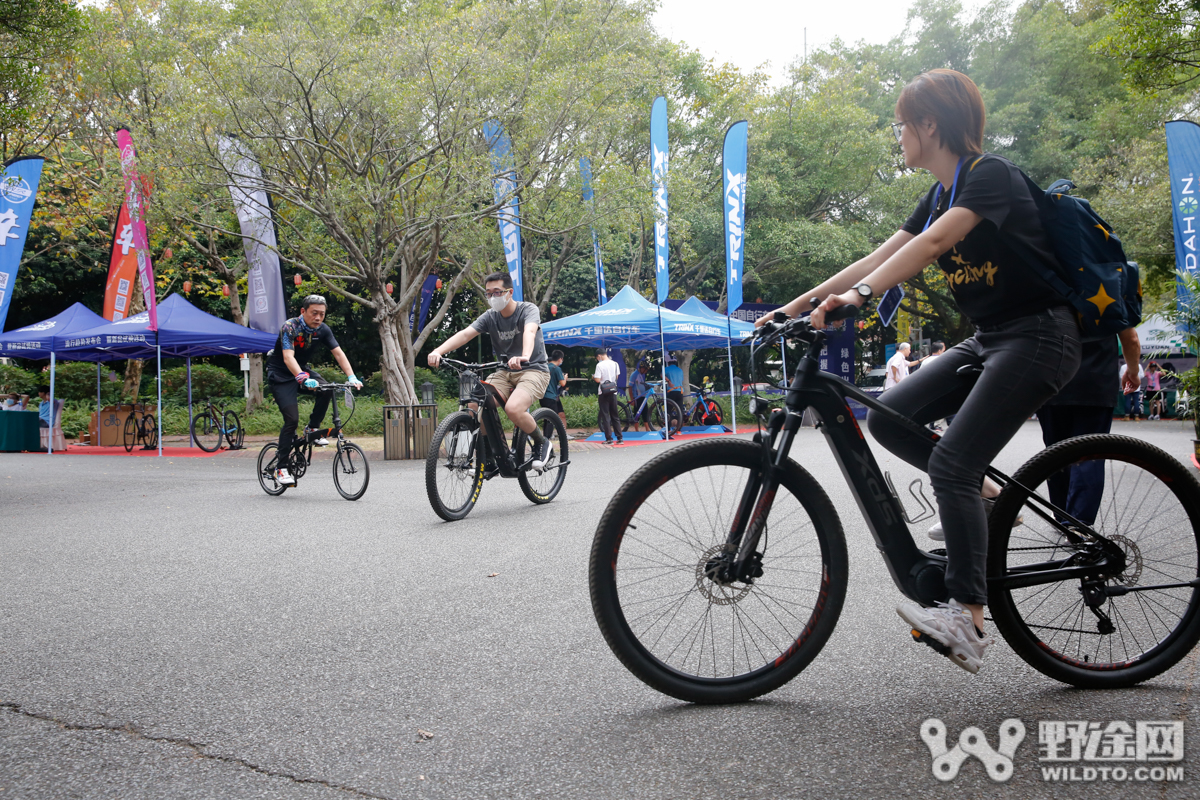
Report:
1166,120,1200,311
650,96,670,304
482,121,524,302
579,157,608,305
409,273,439,332
0,156,45,331
115,128,158,330
722,121,748,314
103,201,139,320
878,285,905,327
219,136,287,333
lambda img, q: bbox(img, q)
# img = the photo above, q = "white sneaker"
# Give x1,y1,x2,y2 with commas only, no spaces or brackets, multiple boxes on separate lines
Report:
530,439,552,473
276,468,296,486
928,496,1021,541
305,427,330,446
897,599,993,674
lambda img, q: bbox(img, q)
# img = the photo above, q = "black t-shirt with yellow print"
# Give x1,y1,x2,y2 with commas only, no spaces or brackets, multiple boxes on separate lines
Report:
901,153,1069,327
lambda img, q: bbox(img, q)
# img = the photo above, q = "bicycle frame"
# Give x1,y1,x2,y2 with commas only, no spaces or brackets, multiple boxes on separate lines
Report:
730,320,1131,607
280,384,352,469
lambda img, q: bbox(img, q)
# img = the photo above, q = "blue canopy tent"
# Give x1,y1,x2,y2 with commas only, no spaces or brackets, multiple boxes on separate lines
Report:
58,294,277,455
1,303,119,454
675,296,755,434
543,286,753,436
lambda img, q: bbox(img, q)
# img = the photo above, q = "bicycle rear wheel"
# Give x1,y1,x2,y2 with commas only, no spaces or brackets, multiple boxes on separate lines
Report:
589,438,848,703
223,410,244,449
617,400,633,432
257,443,287,496
426,410,484,521
665,398,683,436
989,434,1200,688
690,403,706,427
333,442,370,500
143,415,158,449
515,408,569,504
191,411,222,452
123,414,137,452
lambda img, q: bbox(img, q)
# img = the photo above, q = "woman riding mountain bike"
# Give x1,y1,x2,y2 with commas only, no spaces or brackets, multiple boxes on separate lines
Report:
760,68,1138,675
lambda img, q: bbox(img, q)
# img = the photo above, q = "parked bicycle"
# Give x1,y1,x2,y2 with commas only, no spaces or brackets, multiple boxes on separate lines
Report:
426,359,569,521
589,308,1200,702
191,397,244,452
257,382,369,500
123,403,158,452
680,376,725,427
617,381,683,435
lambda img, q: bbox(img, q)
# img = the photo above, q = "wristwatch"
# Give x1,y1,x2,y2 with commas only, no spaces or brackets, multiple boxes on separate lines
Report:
852,282,874,300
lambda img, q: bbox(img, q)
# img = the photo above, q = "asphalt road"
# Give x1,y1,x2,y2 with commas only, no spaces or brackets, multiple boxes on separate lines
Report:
1,419,1198,799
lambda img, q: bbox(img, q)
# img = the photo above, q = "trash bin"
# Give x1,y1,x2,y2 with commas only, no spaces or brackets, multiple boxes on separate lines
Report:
382,404,439,460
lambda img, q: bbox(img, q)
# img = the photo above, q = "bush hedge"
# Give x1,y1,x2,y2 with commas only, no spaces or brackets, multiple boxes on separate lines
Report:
0,363,37,395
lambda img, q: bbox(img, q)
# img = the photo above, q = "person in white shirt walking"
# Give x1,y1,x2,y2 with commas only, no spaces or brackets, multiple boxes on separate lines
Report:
885,342,925,390
593,349,623,444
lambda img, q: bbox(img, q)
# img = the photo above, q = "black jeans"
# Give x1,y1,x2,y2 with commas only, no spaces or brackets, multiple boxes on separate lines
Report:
1037,405,1113,525
866,307,1081,606
269,370,330,458
597,392,621,441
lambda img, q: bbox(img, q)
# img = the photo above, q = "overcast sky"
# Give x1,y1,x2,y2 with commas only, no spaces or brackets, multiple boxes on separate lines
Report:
652,0,992,82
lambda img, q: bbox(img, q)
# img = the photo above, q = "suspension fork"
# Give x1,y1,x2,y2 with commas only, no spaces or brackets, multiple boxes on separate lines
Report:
727,407,799,576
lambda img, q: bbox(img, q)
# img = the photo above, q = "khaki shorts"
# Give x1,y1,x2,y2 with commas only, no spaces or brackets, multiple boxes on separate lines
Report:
485,369,550,403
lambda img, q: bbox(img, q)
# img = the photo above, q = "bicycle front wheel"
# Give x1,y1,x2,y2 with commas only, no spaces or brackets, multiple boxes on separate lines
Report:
143,415,158,449
191,411,222,452
515,407,569,504
426,410,484,521
690,403,706,427
589,439,848,703
223,410,244,449
123,414,137,452
989,434,1200,688
257,443,287,496
333,442,370,501
665,398,684,436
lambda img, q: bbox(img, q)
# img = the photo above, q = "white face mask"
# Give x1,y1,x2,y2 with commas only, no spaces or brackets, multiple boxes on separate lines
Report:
488,292,509,312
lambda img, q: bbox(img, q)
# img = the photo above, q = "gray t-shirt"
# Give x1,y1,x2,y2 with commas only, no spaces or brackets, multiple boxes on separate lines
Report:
469,301,548,372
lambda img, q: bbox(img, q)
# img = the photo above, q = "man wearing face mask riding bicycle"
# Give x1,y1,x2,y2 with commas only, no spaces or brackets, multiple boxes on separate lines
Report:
427,272,552,472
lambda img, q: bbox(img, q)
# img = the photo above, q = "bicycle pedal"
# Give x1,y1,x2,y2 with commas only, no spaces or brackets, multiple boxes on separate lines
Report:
911,629,952,658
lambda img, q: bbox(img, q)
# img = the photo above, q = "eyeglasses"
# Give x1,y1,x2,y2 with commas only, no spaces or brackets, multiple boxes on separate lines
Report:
891,121,906,144
485,289,510,298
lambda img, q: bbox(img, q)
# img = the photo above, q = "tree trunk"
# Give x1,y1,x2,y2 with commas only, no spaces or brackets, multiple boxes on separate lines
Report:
680,350,695,403
377,303,418,405
246,354,264,412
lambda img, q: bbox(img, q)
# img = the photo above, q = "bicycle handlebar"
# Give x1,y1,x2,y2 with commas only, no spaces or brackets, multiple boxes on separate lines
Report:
746,304,860,345
438,358,506,372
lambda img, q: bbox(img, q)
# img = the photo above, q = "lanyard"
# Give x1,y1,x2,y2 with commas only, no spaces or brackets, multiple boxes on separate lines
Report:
923,155,970,232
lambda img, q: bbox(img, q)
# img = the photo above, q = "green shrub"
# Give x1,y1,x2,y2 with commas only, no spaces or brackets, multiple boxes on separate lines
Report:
42,361,124,402
0,363,37,395
161,364,242,404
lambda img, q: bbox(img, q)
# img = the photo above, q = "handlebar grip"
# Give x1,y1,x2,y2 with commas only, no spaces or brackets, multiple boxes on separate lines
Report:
824,304,859,323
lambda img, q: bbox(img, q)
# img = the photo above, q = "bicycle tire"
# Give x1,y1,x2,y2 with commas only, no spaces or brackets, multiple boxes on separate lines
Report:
617,400,633,432
515,408,569,504
191,411,222,452
426,410,484,521
690,403,706,427
664,398,684,436
257,443,287,496
589,438,848,703
223,410,244,449
123,414,137,452
143,415,158,449
333,442,370,501
988,434,1200,688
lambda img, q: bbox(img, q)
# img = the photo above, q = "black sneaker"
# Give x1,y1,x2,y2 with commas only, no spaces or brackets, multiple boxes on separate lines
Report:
531,438,552,473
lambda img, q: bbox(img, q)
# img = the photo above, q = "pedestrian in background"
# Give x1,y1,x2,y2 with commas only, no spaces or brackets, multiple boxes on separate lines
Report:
885,342,924,389
541,350,568,429
1120,360,1145,420
593,349,623,445
664,354,684,412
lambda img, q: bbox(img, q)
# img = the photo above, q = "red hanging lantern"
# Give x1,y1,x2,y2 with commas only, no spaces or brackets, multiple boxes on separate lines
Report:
551,303,558,316
386,283,394,295
294,274,302,286
222,284,230,297
162,248,173,260
435,278,443,291
183,280,192,294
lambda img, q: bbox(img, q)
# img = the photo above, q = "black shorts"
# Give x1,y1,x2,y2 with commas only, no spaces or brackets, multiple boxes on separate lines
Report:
539,397,563,413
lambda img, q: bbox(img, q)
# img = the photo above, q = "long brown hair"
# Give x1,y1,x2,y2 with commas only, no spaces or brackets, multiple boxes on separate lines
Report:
895,69,985,157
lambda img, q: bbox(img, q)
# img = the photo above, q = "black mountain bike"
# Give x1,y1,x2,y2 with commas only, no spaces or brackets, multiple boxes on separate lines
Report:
191,397,244,452
617,382,683,435
257,383,369,501
123,403,158,452
426,359,569,521
589,308,1200,702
